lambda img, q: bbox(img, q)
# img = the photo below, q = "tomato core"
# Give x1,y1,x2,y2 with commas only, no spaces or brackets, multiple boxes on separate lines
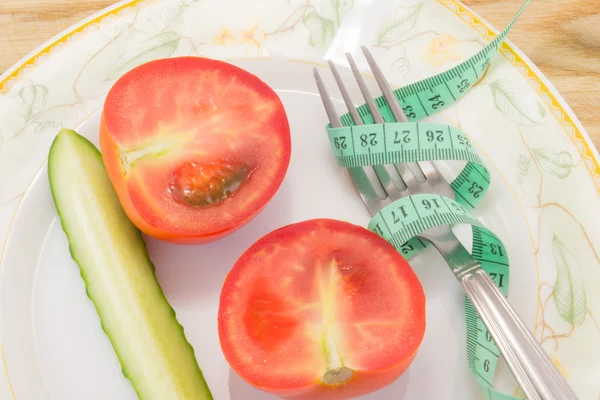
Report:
218,219,426,399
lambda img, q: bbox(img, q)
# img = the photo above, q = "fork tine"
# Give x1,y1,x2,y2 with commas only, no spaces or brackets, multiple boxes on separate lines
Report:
328,60,363,126
345,52,410,197
345,53,385,125
320,63,390,200
329,60,407,194
313,68,343,129
419,160,445,186
360,46,408,123
398,164,427,194
313,67,390,212
360,46,429,184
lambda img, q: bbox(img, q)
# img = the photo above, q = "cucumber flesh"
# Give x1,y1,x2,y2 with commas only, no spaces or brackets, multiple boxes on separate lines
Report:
48,129,213,400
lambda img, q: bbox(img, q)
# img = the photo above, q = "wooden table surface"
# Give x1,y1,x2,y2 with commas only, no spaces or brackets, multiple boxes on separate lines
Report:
1,0,599,149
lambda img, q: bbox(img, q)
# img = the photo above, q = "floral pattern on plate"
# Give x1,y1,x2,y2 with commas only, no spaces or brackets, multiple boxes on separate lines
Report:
0,0,599,399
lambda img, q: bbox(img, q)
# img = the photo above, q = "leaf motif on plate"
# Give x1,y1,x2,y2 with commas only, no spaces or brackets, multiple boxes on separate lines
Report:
376,2,423,46
277,6,312,32
107,31,180,80
490,78,548,126
533,148,574,178
517,155,530,173
552,235,586,327
19,84,48,122
316,0,354,27
391,57,410,76
302,11,336,50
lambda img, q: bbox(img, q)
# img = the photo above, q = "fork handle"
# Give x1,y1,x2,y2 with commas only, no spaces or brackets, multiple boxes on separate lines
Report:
460,268,578,400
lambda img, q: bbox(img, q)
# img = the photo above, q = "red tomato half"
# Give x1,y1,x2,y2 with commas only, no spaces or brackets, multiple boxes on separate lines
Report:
100,57,291,243
218,219,426,399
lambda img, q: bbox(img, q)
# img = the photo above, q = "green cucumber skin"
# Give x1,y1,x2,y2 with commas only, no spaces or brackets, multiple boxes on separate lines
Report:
48,129,213,400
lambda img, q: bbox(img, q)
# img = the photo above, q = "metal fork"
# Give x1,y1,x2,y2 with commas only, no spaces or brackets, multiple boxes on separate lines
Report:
314,46,577,400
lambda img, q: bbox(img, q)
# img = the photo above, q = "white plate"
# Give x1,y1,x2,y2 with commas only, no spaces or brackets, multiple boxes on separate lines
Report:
1,1,599,399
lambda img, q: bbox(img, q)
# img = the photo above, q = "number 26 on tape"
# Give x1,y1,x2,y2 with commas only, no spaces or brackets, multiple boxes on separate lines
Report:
426,130,444,142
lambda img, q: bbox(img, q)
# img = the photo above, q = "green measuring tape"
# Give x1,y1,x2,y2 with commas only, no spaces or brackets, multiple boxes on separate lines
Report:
368,195,512,400
327,121,490,211
335,0,530,128
324,1,532,399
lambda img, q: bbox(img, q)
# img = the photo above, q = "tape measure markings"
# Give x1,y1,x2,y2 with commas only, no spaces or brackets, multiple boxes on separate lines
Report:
367,195,514,399
324,2,532,398
327,122,491,209
328,122,482,167
331,0,531,129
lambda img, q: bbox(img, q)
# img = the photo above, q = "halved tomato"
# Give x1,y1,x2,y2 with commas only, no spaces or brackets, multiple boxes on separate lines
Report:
218,219,426,399
100,57,291,243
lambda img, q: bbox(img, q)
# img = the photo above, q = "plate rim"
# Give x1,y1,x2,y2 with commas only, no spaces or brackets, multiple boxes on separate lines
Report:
1,0,597,170
1,0,599,398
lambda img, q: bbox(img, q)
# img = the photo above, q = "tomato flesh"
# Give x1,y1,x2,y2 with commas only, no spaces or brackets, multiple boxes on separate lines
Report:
100,57,291,242
218,219,426,399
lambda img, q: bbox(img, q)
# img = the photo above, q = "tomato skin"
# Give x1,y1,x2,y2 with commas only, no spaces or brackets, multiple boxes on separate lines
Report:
218,219,426,399
99,57,291,243
261,355,418,400
101,116,259,243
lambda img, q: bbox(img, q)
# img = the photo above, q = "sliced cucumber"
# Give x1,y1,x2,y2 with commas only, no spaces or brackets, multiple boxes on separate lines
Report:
48,129,213,400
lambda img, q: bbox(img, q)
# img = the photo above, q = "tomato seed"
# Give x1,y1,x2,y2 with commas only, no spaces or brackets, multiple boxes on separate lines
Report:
169,161,253,207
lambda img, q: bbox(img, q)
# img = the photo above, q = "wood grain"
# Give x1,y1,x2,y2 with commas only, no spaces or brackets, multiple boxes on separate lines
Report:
0,0,599,149
461,0,600,150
